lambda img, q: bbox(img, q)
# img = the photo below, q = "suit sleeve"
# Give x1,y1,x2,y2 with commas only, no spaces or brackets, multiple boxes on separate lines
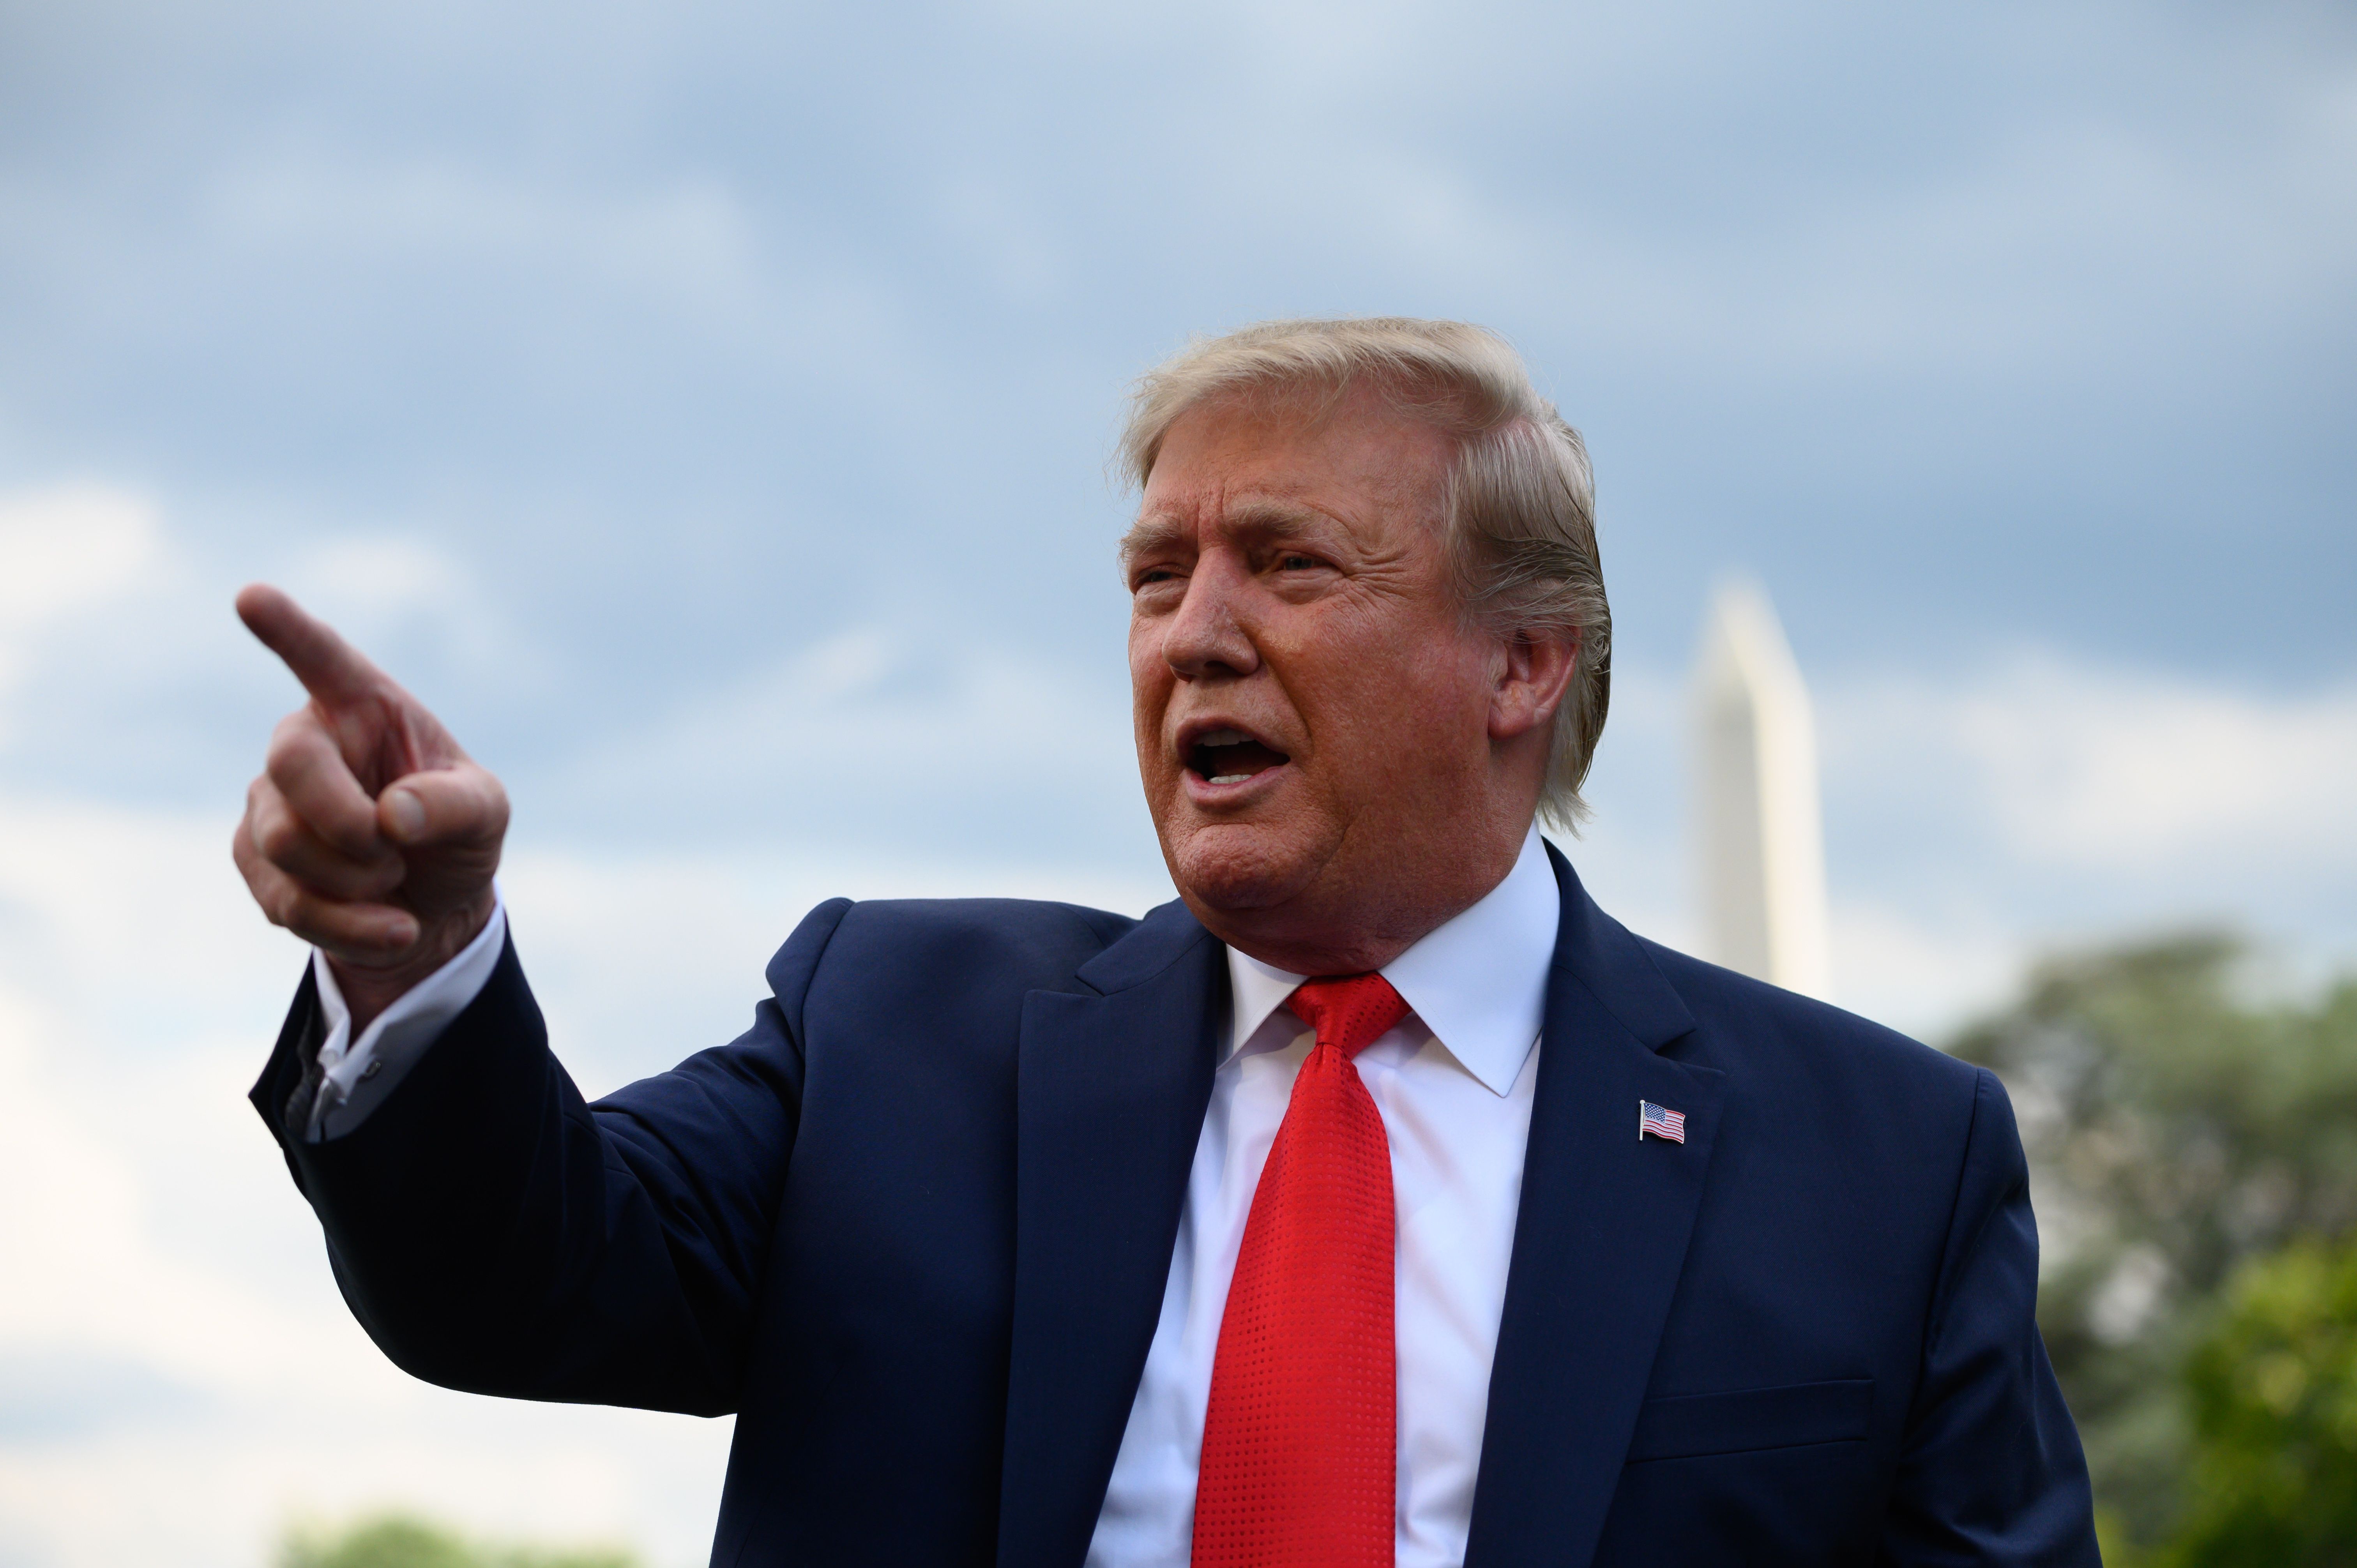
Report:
1876,1067,2101,1566
248,898,855,1418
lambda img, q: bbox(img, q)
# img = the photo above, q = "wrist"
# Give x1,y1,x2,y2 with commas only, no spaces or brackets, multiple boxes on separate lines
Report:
329,890,497,1034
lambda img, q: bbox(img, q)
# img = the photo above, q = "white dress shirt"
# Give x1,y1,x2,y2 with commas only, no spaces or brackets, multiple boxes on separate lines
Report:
308,829,1562,1566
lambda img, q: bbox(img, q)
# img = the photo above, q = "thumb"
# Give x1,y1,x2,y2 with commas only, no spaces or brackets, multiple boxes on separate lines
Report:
379,761,510,850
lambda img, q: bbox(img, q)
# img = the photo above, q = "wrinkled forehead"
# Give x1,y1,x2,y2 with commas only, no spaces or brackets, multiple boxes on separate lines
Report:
1129,383,1456,540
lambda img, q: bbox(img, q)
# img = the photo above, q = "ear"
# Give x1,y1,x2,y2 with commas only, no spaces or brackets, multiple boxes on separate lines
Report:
1488,626,1580,742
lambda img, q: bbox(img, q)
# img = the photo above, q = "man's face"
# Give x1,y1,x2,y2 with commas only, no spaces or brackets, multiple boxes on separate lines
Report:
1125,385,1523,967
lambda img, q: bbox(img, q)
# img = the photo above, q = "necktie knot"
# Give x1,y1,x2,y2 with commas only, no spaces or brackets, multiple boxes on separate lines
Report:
1285,972,1408,1060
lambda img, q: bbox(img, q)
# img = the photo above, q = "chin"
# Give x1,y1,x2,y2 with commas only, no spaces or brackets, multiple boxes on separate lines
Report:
1163,819,1322,914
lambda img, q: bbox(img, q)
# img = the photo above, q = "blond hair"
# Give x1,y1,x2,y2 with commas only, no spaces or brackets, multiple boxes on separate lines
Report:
1118,316,1611,828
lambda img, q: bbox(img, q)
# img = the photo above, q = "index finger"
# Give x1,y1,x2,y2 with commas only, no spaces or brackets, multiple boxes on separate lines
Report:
236,583,385,706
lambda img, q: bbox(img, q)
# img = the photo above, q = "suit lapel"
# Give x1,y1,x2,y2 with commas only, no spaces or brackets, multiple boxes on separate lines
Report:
1464,844,1724,1568
997,899,1226,1568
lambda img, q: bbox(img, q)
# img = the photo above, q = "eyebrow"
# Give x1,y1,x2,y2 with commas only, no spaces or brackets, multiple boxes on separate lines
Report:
1118,501,1334,569
1118,514,1191,569
1224,502,1330,542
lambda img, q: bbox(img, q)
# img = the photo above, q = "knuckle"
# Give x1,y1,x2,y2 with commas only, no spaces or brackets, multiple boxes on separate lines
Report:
264,748,306,795
266,710,313,758
254,811,301,863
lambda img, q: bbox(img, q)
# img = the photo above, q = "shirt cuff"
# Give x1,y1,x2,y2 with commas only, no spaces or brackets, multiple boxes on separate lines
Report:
306,893,509,1144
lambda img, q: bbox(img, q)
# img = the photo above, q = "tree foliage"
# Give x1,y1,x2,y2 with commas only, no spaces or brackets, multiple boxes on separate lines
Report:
2166,1238,2357,1566
277,1512,639,1568
1950,934,2357,1551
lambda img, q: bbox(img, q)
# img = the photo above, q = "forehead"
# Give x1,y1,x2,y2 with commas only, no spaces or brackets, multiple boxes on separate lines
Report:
1136,383,1456,530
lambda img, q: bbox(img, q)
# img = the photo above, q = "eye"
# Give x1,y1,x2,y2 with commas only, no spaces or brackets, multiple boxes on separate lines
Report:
1277,553,1322,571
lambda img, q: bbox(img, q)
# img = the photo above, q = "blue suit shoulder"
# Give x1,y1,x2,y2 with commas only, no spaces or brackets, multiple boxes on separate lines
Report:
787,895,1136,984
1635,934,1981,1105
1627,934,2004,1278
763,894,1143,1042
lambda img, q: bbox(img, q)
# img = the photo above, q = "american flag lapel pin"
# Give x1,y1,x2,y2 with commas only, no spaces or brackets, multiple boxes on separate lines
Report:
1639,1100,1687,1144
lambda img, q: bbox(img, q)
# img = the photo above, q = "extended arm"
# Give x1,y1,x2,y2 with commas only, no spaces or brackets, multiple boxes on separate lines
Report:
231,584,839,1415
251,898,851,1416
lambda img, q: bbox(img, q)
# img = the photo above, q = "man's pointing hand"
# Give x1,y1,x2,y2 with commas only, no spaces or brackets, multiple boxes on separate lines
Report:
231,584,509,1030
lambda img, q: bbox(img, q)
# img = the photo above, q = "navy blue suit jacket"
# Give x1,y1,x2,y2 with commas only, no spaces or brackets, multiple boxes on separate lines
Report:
252,846,2097,1566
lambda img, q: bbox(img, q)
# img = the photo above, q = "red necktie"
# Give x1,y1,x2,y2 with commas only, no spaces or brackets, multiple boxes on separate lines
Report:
1192,973,1409,1568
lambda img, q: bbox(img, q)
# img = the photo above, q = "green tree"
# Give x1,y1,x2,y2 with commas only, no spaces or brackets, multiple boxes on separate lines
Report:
277,1511,639,1568
1949,936,2357,1547
2166,1238,2357,1566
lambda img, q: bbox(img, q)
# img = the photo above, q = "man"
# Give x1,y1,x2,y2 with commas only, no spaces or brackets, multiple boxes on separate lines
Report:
237,318,2098,1566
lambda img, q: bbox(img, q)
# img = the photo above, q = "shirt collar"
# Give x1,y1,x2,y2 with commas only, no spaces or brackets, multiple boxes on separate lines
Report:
1221,823,1562,1097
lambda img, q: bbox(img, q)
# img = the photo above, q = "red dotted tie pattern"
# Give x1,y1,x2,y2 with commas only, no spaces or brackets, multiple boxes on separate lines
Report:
1191,972,1409,1568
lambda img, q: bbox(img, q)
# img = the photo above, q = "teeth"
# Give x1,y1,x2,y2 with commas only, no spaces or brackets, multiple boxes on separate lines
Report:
1198,728,1251,747
1209,774,1253,786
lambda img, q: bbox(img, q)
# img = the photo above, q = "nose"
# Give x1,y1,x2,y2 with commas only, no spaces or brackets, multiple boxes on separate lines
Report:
1161,554,1260,682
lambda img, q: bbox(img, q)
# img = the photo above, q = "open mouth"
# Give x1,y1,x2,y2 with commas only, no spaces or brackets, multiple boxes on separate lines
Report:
1186,727,1292,786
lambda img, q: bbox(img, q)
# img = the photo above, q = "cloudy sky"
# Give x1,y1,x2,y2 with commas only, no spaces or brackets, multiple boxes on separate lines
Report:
2,1,2352,1563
